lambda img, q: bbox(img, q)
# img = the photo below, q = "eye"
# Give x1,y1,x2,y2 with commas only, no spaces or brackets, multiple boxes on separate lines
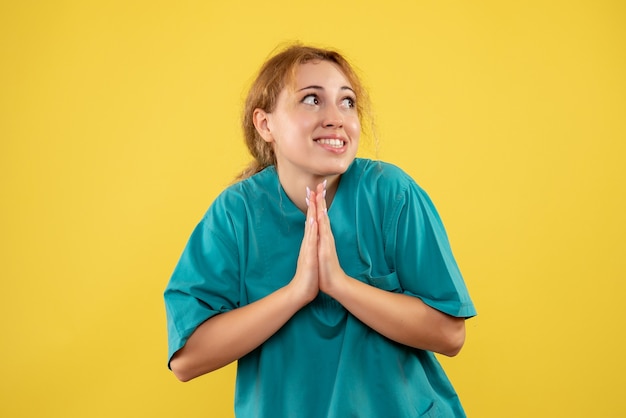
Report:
302,94,319,106
341,96,356,109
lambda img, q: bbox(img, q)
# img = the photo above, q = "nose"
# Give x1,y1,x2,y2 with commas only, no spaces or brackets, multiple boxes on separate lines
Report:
322,105,343,128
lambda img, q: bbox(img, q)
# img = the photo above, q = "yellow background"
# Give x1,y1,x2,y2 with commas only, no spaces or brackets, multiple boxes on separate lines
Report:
2,1,625,416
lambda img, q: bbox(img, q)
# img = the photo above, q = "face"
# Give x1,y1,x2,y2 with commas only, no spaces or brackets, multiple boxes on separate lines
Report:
255,60,361,181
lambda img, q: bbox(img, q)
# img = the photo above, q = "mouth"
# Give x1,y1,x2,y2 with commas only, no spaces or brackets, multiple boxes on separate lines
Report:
315,138,346,149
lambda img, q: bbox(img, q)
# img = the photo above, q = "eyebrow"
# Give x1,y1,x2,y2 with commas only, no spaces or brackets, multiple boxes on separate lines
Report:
297,85,355,94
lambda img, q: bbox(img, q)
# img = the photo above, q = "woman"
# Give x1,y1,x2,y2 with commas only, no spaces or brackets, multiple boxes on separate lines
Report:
164,44,476,417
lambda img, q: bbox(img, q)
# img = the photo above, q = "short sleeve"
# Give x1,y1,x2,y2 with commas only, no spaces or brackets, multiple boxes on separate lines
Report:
164,201,241,367
384,180,476,318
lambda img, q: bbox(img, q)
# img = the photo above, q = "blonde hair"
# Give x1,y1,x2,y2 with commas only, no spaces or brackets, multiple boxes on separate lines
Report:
238,43,373,180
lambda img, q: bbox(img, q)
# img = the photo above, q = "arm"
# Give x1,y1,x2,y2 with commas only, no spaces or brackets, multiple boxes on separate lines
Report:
170,283,309,382
170,193,322,382
313,190,466,357
324,275,465,356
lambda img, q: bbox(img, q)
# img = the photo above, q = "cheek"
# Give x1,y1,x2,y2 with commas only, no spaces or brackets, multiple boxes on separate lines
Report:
297,113,318,131
347,118,361,139
276,112,315,135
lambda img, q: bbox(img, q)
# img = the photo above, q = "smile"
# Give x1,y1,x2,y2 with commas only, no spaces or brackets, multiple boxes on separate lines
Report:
316,138,345,148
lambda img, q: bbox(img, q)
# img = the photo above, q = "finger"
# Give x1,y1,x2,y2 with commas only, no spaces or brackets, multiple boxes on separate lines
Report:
314,181,327,218
316,180,326,200
300,190,318,265
316,188,328,225
306,190,318,232
316,202,334,259
316,194,339,285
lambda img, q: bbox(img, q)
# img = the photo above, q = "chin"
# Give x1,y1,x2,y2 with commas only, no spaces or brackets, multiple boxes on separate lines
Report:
320,160,353,176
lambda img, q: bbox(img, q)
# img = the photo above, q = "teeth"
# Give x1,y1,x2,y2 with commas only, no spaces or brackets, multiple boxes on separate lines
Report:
316,138,345,148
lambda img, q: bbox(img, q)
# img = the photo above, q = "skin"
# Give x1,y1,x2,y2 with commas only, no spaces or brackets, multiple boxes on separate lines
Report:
253,60,361,211
169,61,466,382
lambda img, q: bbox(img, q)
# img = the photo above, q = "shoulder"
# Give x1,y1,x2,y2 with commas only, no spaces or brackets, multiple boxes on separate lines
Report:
205,166,277,216
350,158,413,182
349,158,423,198
194,167,279,238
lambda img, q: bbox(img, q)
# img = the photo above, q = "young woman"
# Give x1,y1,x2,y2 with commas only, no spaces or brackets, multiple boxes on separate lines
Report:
164,44,476,417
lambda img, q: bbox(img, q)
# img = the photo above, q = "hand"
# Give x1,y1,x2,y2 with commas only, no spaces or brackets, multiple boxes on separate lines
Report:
314,182,348,296
288,186,320,305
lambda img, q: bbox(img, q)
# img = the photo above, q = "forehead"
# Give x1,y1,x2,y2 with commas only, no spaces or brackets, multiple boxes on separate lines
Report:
288,60,353,90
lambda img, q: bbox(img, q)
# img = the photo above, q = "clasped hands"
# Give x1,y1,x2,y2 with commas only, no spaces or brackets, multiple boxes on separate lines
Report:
291,180,348,305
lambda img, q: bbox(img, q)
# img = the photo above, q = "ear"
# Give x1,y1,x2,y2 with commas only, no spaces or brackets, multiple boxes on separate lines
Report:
253,108,274,143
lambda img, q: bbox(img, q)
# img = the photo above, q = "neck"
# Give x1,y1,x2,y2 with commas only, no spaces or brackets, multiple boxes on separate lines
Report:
277,170,341,214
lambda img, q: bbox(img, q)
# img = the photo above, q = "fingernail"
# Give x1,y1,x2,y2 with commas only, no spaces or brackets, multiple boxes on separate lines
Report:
309,216,314,225
322,189,327,198
306,186,311,199
305,197,310,207
323,179,327,189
